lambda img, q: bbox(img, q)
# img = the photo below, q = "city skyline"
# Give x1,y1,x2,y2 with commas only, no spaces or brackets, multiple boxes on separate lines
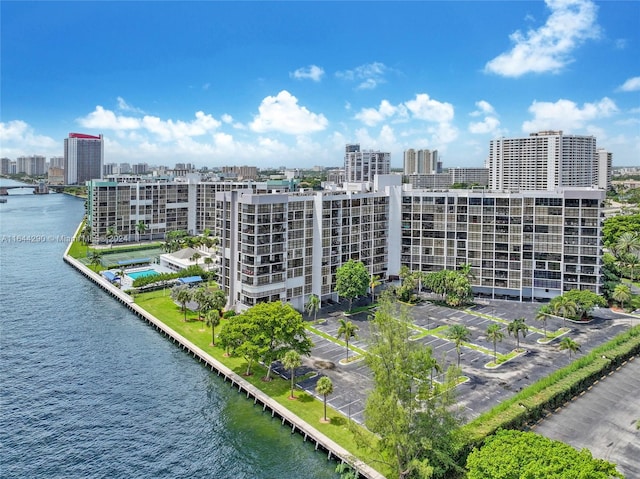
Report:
1,1,638,168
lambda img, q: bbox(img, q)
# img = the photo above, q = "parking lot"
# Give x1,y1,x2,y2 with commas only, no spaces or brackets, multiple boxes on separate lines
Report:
295,298,634,425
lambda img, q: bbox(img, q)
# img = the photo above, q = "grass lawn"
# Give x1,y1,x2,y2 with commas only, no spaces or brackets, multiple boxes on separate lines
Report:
134,290,388,477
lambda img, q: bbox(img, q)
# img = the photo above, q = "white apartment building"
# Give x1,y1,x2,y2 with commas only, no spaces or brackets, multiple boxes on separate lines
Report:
344,144,390,183
596,148,612,191
211,175,604,311
88,175,604,310
399,186,603,302
488,131,607,191
215,186,391,312
86,177,293,244
406,168,489,189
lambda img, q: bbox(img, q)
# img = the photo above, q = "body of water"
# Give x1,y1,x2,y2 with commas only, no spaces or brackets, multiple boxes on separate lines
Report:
0,180,338,479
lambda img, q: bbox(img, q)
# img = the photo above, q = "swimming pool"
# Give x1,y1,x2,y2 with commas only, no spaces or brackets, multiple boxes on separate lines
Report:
127,268,161,280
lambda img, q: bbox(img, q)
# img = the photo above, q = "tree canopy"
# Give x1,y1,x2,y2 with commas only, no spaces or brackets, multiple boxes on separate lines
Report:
466,429,623,479
335,259,370,310
361,299,463,479
602,214,640,248
218,301,313,380
560,290,607,320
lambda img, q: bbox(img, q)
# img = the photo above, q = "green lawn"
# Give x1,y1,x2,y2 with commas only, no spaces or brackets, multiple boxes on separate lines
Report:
134,290,388,477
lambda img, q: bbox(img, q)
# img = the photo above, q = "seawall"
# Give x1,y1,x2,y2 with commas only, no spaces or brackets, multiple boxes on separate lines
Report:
62,233,385,479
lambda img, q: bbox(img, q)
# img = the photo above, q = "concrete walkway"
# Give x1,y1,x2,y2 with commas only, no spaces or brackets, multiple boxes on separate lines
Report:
532,357,640,479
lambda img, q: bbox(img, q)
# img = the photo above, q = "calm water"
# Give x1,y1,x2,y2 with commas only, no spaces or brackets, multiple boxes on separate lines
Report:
0,181,338,479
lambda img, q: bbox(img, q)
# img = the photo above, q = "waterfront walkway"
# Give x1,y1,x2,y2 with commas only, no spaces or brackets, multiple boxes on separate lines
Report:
63,241,385,479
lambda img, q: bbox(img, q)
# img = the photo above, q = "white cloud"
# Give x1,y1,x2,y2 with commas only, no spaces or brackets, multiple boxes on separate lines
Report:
141,111,221,141
80,106,142,130
468,100,502,135
522,97,618,132
221,114,233,124
0,120,59,158
469,117,501,135
78,107,222,141
617,77,640,92
405,94,454,123
336,62,390,90
290,65,325,82
354,100,404,126
470,100,496,117
249,90,328,134
117,97,145,114
485,0,600,77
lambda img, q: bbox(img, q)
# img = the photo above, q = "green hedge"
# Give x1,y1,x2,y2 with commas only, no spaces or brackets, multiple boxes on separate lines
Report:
463,325,640,448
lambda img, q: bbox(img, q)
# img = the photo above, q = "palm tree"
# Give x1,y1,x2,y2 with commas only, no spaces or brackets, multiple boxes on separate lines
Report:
82,225,92,245
559,337,581,359
89,250,103,271
282,350,302,399
507,317,529,351
486,324,504,363
204,309,220,346
203,256,214,271
171,285,193,322
552,295,578,325
612,284,632,311
425,355,442,390
369,274,381,303
315,376,334,422
446,324,471,367
193,287,213,321
136,220,148,242
626,254,640,283
191,251,202,266
305,294,321,322
615,231,640,259
535,306,550,338
336,319,359,362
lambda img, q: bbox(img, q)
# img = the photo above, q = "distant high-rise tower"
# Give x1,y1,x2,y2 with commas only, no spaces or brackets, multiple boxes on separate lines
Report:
403,149,439,175
488,131,604,191
64,133,103,185
344,144,390,182
596,148,612,191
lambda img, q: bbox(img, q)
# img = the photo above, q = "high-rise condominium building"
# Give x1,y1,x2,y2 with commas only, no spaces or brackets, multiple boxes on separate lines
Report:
64,133,103,185
596,148,612,191
403,149,439,175
488,131,608,191
344,144,390,182
16,155,46,176
87,175,604,311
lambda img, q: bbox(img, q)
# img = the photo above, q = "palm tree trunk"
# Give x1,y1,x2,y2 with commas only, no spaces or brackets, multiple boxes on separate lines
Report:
323,396,327,421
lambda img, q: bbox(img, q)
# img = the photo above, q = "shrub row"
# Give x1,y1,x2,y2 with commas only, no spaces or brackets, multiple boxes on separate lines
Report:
463,325,640,449
99,242,163,255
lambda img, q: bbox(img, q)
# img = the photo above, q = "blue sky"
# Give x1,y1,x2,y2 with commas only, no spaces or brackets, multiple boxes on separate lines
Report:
1,1,639,169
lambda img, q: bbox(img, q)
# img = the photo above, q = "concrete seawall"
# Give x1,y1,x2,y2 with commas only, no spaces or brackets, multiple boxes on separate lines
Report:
63,238,385,479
